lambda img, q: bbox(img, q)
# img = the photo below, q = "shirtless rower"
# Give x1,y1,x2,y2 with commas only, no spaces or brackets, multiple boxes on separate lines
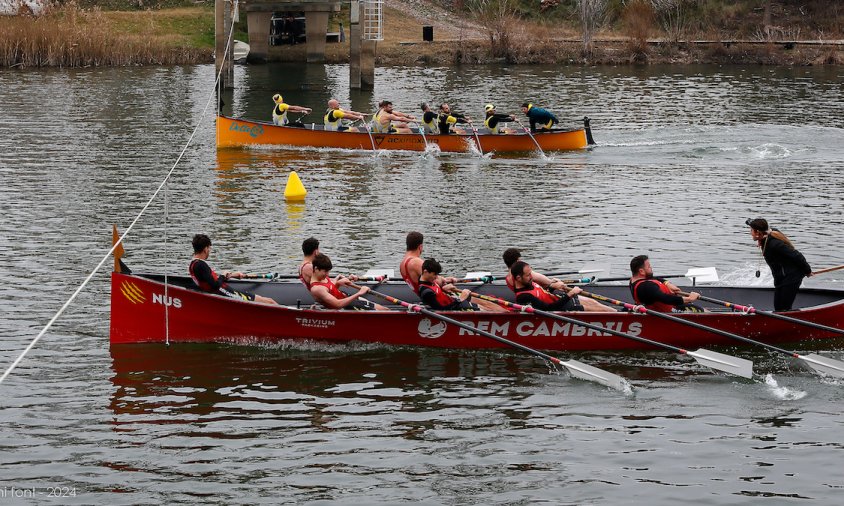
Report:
400,231,504,312
502,248,614,312
310,254,387,310
298,237,320,290
372,100,416,134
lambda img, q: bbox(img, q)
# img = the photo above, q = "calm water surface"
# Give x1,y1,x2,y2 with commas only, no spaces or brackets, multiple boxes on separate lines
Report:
1,63,843,504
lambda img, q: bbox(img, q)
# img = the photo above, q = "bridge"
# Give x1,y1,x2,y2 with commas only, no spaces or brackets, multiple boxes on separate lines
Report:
216,0,380,90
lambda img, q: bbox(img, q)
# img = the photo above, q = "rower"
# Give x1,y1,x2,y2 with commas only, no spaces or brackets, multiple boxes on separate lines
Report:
420,102,439,134
418,258,479,311
189,234,278,305
372,100,416,134
298,237,320,289
629,255,702,313
437,103,470,135
324,99,366,132
271,94,311,127
502,248,614,312
510,261,583,311
310,254,387,310
400,231,435,294
520,102,558,132
483,104,516,134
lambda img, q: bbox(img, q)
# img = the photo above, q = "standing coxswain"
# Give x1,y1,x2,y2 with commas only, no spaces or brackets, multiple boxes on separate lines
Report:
746,218,813,311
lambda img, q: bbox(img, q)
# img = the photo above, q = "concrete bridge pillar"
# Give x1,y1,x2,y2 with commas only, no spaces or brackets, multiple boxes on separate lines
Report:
246,10,273,63
304,10,329,62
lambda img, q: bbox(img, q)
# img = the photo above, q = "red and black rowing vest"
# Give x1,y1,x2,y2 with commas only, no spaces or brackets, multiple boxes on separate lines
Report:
514,281,558,304
311,278,345,300
419,280,455,307
631,278,676,312
189,258,222,293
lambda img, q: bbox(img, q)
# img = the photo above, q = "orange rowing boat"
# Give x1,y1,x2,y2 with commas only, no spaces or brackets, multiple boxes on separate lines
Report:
216,115,593,152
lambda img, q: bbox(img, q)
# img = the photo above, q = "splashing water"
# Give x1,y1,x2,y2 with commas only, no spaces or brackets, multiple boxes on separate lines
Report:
746,143,792,159
764,373,807,400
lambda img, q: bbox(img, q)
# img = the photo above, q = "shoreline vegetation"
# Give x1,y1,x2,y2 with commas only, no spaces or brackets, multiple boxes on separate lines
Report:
1,0,841,68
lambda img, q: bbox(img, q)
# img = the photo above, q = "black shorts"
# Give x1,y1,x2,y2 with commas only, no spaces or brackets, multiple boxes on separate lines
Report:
563,296,585,312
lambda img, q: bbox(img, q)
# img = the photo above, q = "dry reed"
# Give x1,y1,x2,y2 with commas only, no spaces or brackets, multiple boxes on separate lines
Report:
0,3,208,68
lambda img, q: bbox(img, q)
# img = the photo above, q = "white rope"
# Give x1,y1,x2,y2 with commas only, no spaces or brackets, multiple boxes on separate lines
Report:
0,1,239,385
164,178,170,346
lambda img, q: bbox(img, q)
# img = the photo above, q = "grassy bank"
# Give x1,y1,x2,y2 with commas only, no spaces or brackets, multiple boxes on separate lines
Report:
1,1,840,68
0,4,213,67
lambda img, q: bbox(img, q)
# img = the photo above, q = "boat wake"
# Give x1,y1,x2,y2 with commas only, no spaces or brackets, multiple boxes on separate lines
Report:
764,373,807,400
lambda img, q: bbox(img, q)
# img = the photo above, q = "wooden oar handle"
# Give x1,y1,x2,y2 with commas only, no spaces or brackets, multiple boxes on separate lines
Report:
812,264,844,276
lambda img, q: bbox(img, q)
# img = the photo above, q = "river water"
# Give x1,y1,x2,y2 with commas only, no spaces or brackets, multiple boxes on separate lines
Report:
1,63,843,504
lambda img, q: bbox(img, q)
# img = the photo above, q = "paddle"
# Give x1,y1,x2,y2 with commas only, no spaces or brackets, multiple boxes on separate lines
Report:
409,122,430,151
578,289,840,379
353,285,630,391
467,121,484,156
514,119,545,157
365,112,378,151
813,264,844,276
466,291,752,379
677,291,844,378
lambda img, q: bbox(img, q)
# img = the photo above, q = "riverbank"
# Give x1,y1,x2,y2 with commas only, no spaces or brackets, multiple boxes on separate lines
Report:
1,2,841,68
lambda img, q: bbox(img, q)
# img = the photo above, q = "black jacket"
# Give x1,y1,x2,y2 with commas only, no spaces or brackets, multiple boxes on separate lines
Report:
762,234,811,287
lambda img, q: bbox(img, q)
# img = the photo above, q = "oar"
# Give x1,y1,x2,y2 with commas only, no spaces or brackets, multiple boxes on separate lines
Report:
467,120,484,156
409,121,430,151
455,275,595,285
813,264,844,276
353,285,630,391
592,267,719,285
514,119,545,157
677,291,844,378
365,113,378,152
239,272,279,280
578,289,839,379
467,291,753,379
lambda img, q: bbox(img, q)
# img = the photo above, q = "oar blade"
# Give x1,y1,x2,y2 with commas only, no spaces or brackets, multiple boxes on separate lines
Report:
578,263,611,276
689,349,754,379
801,353,844,379
561,359,631,392
364,269,395,279
685,267,719,284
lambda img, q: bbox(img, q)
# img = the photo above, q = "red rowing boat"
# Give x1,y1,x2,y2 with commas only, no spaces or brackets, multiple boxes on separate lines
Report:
216,115,593,152
110,270,844,351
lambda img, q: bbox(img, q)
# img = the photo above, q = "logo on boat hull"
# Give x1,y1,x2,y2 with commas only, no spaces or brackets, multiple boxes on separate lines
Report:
229,121,264,138
120,281,146,304
296,317,336,329
418,318,447,339
456,320,643,338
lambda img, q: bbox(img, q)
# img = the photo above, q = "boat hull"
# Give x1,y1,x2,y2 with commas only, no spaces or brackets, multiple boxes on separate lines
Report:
215,115,589,152
110,272,844,351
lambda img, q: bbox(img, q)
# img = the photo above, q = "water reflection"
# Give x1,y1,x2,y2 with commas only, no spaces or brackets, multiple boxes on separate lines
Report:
108,343,532,427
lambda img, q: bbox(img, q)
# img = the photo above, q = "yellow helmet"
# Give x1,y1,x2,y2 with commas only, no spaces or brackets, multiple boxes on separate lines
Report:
484,103,495,112
272,94,283,103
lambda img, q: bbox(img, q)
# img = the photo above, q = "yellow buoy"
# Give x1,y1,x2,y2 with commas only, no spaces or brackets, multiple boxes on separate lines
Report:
284,171,307,201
